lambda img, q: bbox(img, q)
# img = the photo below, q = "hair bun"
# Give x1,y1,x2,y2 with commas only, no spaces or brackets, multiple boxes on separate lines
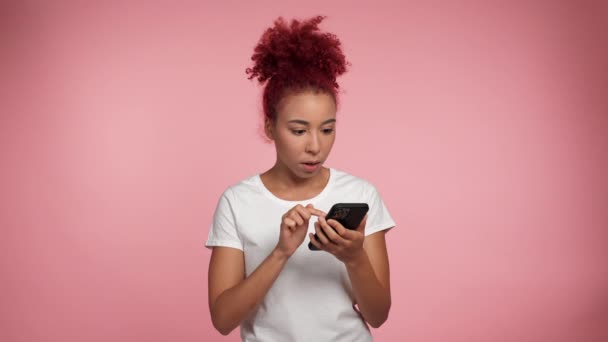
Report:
246,15,349,88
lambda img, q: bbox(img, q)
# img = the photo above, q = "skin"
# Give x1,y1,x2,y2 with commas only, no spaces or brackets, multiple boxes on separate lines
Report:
208,89,392,335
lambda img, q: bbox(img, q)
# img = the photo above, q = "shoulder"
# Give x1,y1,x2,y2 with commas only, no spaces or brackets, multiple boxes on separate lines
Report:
331,167,377,189
217,173,263,204
330,167,379,195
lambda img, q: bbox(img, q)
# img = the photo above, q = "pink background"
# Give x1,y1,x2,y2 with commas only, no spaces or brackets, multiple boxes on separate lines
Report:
2,1,607,341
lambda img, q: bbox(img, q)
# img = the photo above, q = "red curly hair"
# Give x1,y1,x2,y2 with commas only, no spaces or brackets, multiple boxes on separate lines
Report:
246,15,350,122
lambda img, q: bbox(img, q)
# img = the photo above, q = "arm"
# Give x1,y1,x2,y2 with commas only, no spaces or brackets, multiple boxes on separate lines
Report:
344,231,391,328
208,204,324,335
208,246,289,335
309,216,392,328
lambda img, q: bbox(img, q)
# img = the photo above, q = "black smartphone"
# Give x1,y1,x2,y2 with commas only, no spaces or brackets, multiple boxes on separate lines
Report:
308,203,369,251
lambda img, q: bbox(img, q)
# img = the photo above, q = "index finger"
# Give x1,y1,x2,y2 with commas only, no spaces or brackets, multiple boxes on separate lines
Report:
304,204,326,218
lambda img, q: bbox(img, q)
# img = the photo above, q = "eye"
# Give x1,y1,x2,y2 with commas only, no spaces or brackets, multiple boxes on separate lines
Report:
322,128,334,134
291,129,306,136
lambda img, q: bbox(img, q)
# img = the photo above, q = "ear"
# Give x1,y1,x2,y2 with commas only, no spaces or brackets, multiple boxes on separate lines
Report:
264,118,275,141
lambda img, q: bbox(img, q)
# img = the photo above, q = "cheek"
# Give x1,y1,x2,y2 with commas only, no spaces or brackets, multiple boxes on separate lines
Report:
275,133,302,153
323,134,336,147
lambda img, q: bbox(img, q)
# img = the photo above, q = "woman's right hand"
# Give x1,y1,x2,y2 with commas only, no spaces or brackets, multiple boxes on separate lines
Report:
275,204,326,258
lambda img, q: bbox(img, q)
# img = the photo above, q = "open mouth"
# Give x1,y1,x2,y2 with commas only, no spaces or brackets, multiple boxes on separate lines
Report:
301,161,321,171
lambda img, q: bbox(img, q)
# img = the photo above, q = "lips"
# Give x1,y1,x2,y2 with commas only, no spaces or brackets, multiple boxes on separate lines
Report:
301,161,321,172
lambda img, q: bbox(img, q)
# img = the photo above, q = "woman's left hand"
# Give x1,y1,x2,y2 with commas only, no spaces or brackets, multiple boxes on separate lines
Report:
308,214,367,265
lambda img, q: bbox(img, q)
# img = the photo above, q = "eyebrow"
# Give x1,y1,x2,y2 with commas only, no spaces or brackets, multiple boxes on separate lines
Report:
287,118,337,125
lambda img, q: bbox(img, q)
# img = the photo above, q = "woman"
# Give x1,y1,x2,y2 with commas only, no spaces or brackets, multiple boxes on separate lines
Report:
206,15,396,341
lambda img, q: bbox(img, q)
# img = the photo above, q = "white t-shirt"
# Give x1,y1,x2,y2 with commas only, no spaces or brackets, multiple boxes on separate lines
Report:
206,168,396,342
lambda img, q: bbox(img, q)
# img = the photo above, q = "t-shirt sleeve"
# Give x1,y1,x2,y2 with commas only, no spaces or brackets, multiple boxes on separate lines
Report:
364,183,396,236
205,188,244,251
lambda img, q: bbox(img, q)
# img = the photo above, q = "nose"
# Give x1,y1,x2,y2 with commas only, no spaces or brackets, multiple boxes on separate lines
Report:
305,132,321,155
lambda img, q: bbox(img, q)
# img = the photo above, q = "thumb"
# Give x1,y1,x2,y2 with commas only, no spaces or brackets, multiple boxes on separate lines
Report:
357,214,368,233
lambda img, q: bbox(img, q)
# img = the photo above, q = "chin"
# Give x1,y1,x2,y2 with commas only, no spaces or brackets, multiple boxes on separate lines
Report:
297,170,317,178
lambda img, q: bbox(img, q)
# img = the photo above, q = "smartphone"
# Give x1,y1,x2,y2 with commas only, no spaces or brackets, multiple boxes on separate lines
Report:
308,203,369,251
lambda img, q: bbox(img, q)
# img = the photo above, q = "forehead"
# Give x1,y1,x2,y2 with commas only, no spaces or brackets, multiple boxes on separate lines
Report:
276,90,336,123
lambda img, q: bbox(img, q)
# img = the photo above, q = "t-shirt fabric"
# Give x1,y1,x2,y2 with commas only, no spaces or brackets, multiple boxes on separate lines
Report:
206,168,396,342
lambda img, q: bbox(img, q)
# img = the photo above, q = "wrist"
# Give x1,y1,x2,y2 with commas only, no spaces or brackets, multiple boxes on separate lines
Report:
272,247,291,263
344,250,368,269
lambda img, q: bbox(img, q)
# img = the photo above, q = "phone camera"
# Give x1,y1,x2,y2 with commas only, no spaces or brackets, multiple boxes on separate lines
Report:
334,208,350,220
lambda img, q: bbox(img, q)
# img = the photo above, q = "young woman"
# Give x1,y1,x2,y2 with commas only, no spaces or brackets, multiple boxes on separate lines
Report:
206,15,396,341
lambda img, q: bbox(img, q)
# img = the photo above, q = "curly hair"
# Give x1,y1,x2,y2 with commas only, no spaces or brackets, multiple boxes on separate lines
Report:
246,15,350,122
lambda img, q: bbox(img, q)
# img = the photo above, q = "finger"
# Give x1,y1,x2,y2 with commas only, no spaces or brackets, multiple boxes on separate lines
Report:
319,216,348,245
309,233,322,249
288,211,305,226
329,218,361,242
283,217,296,229
305,204,327,218
324,217,347,236
293,205,311,221
314,221,331,245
